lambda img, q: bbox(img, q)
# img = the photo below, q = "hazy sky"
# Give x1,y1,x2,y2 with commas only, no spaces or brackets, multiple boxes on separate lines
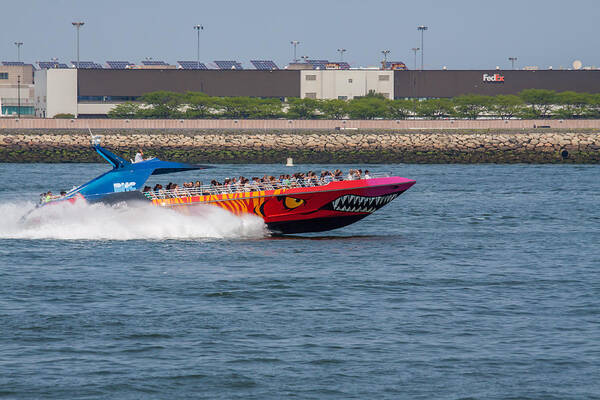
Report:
2,0,599,70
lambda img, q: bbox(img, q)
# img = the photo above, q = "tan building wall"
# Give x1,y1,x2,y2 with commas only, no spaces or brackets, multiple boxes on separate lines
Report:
300,70,394,100
0,64,35,115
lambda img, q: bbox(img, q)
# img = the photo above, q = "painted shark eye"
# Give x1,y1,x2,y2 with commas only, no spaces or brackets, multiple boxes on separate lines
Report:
283,197,305,210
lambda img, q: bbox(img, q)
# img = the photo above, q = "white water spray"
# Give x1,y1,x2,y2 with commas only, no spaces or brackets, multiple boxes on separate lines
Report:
0,201,268,240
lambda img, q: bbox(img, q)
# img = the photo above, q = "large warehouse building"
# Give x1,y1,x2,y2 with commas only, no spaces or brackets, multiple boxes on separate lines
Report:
29,67,600,118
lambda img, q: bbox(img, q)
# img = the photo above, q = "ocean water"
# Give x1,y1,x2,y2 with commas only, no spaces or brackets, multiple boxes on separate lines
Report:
0,163,599,399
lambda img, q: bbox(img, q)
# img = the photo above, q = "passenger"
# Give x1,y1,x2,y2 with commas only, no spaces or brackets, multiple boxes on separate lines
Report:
347,169,355,180
142,186,151,192
356,169,362,179
60,191,67,196
364,170,371,179
134,148,144,163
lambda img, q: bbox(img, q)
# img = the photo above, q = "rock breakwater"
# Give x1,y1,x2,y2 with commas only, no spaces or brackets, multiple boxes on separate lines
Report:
0,129,599,163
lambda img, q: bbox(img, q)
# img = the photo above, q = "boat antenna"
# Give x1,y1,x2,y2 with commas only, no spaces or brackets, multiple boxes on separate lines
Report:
88,127,102,146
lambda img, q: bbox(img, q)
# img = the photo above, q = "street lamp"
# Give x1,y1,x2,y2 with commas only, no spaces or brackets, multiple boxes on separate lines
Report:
509,57,517,70
72,21,84,68
301,55,309,63
14,42,23,62
381,50,390,68
193,25,204,69
417,25,428,70
337,48,347,62
291,41,300,63
411,47,420,70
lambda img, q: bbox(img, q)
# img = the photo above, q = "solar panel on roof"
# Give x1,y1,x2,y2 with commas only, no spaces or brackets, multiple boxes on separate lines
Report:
177,61,208,70
250,60,279,70
106,61,133,69
214,60,243,70
141,60,168,66
307,59,330,69
38,61,69,69
2,61,25,66
71,61,103,69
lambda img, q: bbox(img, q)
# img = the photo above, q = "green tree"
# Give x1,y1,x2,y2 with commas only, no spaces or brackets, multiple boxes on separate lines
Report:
184,92,215,118
286,98,320,119
107,102,141,119
388,99,414,119
586,93,600,118
138,90,184,118
452,94,493,119
364,90,387,100
247,98,284,119
519,89,557,119
554,91,591,119
347,97,390,119
319,99,349,119
490,95,524,119
415,98,453,119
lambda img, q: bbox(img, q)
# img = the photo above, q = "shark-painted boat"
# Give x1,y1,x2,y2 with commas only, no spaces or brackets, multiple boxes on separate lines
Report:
40,138,416,234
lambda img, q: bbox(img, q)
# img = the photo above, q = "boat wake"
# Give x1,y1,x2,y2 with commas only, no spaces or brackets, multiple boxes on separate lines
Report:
0,201,268,240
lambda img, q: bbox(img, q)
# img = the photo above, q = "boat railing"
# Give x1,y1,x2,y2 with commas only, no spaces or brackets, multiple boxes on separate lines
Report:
143,173,390,200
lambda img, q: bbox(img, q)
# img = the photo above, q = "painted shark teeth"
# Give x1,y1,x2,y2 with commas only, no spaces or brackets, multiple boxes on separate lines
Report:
331,193,400,213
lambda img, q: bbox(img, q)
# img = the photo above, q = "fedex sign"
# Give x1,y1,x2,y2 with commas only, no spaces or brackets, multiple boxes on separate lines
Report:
483,73,505,82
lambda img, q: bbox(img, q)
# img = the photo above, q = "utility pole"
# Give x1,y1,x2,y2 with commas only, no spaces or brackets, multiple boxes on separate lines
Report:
72,22,85,68
14,42,23,62
337,48,346,62
194,25,203,69
417,25,428,70
509,57,517,70
291,41,300,63
411,47,420,71
17,75,21,118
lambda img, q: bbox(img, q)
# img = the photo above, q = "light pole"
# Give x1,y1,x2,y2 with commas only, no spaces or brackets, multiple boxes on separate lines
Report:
194,25,203,69
72,21,84,68
411,47,420,70
337,48,346,62
17,75,21,118
381,50,390,69
14,42,23,62
417,25,428,70
509,57,517,70
291,41,300,63
301,55,309,63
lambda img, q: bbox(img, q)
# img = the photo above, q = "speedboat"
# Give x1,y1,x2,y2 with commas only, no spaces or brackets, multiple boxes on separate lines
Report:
39,137,416,234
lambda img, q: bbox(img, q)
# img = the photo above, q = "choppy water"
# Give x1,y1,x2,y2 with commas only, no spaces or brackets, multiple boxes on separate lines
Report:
1,163,599,399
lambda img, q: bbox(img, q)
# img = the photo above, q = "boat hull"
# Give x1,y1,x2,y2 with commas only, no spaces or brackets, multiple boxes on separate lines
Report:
151,177,415,234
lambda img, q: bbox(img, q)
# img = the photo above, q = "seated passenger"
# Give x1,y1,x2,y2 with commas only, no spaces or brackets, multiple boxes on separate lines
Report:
134,148,144,163
364,170,371,179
